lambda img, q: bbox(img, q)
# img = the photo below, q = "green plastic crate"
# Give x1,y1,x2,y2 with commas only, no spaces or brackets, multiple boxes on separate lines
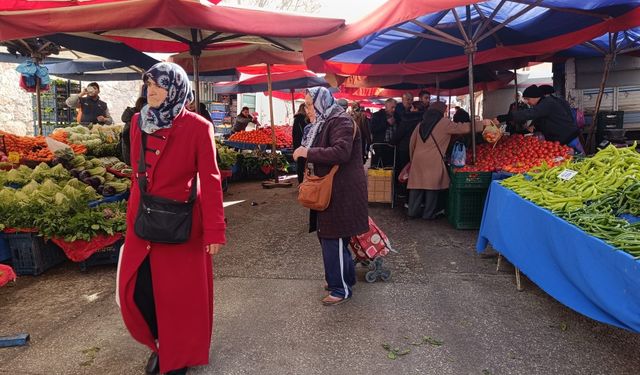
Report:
446,187,489,230
450,168,492,190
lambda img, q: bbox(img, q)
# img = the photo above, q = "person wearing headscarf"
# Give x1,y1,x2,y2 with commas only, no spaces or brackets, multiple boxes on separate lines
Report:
118,62,226,375
408,102,491,219
293,87,368,306
497,84,582,152
292,103,310,183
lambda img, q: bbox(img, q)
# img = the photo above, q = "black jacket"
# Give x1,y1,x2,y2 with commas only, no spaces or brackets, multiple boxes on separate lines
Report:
119,107,136,164
498,96,578,145
292,113,308,149
391,110,423,153
370,109,400,144
453,108,470,123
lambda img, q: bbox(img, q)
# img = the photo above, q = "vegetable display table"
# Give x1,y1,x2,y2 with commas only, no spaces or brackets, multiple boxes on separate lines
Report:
477,181,640,333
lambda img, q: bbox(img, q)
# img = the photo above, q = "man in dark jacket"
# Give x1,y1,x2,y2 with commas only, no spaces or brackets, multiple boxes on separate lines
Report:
370,98,400,167
119,96,147,164
505,91,529,134
452,106,470,123
497,85,581,151
391,101,425,199
66,82,113,125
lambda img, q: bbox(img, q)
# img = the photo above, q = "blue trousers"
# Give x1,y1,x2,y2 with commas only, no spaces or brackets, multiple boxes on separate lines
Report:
320,237,356,299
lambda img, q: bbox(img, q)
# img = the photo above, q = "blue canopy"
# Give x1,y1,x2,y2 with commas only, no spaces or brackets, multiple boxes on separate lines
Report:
304,0,640,76
557,27,640,57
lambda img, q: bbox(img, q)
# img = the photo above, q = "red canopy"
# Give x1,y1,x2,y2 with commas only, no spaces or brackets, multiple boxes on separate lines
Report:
238,64,309,75
170,45,305,74
0,0,155,11
0,1,345,50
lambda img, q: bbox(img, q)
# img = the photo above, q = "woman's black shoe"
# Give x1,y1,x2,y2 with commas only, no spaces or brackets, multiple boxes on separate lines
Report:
145,352,159,375
166,367,188,375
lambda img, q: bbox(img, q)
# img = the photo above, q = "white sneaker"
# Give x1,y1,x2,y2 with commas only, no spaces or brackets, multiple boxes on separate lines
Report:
403,203,409,209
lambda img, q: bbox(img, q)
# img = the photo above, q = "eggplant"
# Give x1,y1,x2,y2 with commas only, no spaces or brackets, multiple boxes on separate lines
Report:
51,158,61,166
70,168,81,178
96,185,105,195
102,185,116,196
78,170,91,180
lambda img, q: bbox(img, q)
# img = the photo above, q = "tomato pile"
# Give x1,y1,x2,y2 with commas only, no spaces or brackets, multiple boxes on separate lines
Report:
457,134,573,173
0,130,87,163
228,126,293,148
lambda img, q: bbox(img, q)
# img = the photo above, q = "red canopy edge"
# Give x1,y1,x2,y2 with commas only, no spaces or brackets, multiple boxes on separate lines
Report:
0,0,344,42
305,6,640,76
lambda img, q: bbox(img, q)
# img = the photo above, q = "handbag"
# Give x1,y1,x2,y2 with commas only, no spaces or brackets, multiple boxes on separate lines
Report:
134,130,197,244
297,121,356,211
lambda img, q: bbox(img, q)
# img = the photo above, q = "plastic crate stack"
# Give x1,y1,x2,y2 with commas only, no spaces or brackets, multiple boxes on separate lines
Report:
447,168,493,229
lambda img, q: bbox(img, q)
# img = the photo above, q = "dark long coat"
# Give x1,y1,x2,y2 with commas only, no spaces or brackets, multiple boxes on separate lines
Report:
306,112,369,239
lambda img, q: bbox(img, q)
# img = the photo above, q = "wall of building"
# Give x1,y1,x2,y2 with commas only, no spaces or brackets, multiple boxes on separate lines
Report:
0,62,141,136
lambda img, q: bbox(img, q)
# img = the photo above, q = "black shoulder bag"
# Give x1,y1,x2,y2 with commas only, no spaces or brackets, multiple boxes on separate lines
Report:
134,131,197,244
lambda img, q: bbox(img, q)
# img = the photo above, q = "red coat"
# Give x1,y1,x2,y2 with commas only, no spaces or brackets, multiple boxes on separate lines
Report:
118,110,226,373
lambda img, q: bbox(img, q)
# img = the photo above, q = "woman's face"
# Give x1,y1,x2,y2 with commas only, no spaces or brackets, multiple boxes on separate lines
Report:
146,79,168,108
304,94,316,123
186,101,196,111
242,109,250,117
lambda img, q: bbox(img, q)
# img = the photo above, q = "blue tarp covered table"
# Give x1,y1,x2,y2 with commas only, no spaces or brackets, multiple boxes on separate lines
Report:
476,181,640,333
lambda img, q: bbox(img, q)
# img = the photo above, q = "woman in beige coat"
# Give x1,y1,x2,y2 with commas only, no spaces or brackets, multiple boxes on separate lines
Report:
407,101,490,219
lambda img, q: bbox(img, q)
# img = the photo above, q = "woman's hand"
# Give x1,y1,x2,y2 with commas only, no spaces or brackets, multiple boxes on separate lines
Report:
481,119,494,127
293,146,308,161
206,244,223,255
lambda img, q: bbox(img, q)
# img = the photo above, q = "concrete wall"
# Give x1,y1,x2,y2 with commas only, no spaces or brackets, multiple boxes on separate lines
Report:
0,62,141,135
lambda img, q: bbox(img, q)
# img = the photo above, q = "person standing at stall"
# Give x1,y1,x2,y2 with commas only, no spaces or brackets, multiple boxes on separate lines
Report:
120,96,147,164
352,101,372,164
505,91,529,134
118,62,226,375
418,89,431,110
292,87,368,306
292,103,310,183
497,85,583,153
391,101,425,200
395,92,414,117
408,102,491,219
66,82,113,125
370,98,399,166
232,106,256,133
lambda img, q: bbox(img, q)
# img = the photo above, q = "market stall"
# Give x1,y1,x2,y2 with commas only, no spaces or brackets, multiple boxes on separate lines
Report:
477,144,640,332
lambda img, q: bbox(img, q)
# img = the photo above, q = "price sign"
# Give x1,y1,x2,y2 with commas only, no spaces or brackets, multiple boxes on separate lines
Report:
7,152,20,164
558,169,578,181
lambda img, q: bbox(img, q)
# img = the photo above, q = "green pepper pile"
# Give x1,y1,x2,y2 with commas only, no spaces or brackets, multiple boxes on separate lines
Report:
501,144,640,258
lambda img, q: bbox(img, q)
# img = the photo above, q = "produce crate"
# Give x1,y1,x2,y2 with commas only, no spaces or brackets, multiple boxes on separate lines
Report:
450,168,493,190
0,233,11,263
367,168,393,203
79,239,123,271
6,232,66,275
446,186,490,230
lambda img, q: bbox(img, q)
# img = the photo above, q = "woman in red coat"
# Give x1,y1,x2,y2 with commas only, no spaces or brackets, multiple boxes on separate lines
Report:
118,62,226,375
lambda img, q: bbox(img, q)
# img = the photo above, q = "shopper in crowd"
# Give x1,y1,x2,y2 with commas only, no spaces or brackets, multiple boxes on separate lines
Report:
186,95,214,124
232,106,256,133
408,101,491,219
292,103,310,183
370,98,400,166
118,62,226,375
391,101,426,200
497,84,582,153
539,84,556,97
351,101,372,164
292,86,368,306
395,92,414,117
66,82,113,125
505,91,529,134
452,106,470,123
119,96,147,165
418,89,431,110
337,98,349,111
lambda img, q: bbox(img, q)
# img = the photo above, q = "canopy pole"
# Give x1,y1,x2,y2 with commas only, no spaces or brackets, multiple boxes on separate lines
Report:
448,95,452,119
36,75,42,136
585,53,614,154
262,64,292,189
465,5,477,164
291,89,296,119
436,74,440,101
192,53,201,107
513,67,519,101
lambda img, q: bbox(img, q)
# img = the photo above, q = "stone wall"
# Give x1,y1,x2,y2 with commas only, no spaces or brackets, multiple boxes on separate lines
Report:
0,62,142,136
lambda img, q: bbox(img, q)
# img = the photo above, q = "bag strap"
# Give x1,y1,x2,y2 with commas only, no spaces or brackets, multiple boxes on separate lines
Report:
136,115,198,201
430,132,451,179
305,120,358,175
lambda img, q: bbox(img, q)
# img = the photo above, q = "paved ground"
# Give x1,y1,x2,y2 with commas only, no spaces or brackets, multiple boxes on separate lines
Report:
1,180,639,375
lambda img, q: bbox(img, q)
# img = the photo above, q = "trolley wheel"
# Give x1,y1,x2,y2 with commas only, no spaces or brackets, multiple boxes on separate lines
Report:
380,269,392,282
361,259,371,268
368,261,377,271
365,271,378,283
374,256,385,268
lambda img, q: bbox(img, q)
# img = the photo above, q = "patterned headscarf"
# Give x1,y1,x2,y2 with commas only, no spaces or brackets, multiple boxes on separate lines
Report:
139,62,194,134
301,87,343,147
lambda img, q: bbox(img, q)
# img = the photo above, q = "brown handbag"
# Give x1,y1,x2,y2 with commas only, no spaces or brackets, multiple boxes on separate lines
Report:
297,121,356,211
